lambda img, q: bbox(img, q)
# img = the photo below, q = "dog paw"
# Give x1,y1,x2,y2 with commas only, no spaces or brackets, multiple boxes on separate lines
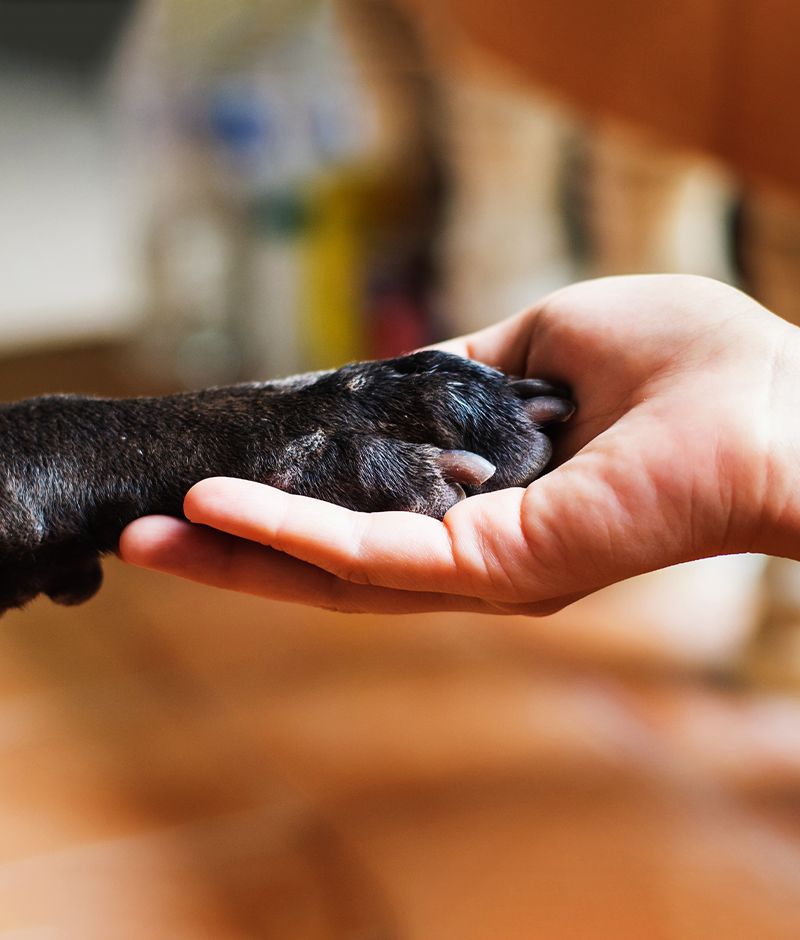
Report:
270,350,574,518
0,545,104,614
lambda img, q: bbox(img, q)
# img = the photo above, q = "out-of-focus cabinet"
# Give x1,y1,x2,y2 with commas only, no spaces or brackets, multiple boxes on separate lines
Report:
403,0,800,197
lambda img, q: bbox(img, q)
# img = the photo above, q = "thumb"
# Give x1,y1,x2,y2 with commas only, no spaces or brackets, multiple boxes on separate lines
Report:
507,438,693,602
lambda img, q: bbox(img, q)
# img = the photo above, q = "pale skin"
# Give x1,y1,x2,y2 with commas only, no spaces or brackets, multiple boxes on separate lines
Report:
119,274,800,615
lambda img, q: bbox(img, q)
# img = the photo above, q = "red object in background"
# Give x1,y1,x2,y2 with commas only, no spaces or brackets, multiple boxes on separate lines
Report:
367,290,430,359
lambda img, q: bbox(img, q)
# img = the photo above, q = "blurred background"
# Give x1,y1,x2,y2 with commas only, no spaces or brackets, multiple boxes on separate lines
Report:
2,1,800,936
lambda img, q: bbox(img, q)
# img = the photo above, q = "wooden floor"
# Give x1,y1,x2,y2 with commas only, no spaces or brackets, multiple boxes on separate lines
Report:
2,343,800,938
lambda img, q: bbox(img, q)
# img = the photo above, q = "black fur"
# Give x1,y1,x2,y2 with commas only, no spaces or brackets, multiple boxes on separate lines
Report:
0,350,573,613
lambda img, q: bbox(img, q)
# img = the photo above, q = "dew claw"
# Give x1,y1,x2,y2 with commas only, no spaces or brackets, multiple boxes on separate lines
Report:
437,449,496,486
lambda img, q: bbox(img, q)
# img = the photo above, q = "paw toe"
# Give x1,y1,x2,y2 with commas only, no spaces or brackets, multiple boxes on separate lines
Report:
509,377,570,399
44,553,104,606
523,395,576,425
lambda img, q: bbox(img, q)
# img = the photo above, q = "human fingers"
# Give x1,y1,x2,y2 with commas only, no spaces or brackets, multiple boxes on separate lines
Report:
118,515,493,614
181,478,538,602
177,471,637,607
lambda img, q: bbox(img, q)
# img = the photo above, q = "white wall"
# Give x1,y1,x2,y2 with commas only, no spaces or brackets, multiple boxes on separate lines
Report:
0,61,145,351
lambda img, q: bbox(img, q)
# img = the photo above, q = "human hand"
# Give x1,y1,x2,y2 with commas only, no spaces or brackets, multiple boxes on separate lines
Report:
119,274,800,614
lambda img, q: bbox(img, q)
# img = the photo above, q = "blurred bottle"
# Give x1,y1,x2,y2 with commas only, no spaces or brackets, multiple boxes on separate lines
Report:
209,78,311,378
137,0,442,385
208,18,372,376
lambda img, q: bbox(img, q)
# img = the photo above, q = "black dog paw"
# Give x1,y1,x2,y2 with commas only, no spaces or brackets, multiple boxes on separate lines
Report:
0,545,103,614
43,548,104,606
269,350,574,517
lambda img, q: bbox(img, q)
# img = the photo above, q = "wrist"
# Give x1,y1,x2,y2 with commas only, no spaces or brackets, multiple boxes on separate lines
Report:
748,319,800,560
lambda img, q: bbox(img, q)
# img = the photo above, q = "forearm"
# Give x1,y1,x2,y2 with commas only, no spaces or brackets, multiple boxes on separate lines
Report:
0,390,274,554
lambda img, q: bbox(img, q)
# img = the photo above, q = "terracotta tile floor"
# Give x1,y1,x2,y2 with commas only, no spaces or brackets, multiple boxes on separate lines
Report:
0,558,799,938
